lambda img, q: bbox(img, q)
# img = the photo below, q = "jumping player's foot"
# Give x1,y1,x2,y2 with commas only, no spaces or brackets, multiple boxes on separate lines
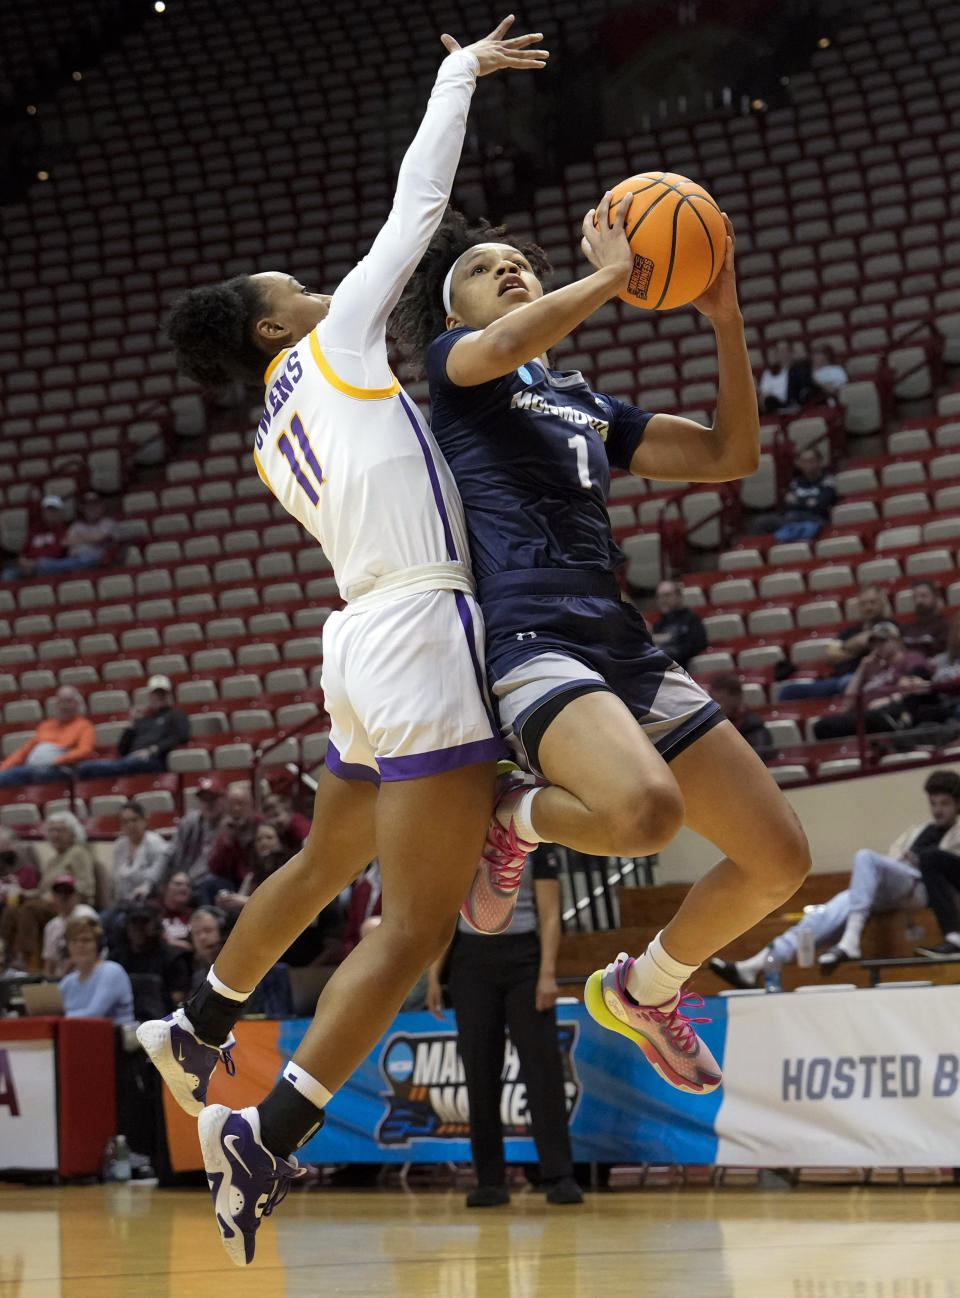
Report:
460,767,539,935
137,1008,236,1117
584,952,722,1094
199,1104,306,1267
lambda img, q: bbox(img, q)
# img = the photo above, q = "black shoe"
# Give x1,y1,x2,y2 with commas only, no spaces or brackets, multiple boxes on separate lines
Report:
915,939,960,959
545,1175,583,1205
708,956,753,990
817,945,852,974
466,1185,510,1208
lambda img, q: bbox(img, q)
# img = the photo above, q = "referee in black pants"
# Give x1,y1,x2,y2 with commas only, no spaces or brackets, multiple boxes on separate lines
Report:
429,844,583,1207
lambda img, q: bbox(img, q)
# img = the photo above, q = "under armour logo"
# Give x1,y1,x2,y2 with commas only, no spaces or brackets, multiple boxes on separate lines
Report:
516,631,538,641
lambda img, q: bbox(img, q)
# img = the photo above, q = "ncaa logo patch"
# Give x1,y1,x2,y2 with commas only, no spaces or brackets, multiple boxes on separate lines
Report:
517,365,534,385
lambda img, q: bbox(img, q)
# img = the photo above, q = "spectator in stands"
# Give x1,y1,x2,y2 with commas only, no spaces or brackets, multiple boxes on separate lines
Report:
748,447,837,540
1,495,68,581
113,901,191,1017
0,827,41,901
915,832,960,958
33,491,116,575
779,584,893,701
712,769,960,983
901,580,949,659
809,344,849,401
164,779,226,886
0,813,97,970
111,801,170,904
342,860,382,958
76,675,189,777
429,845,582,1206
708,674,773,759
649,580,707,669
261,793,312,854
214,822,288,915
187,905,227,995
42,875,98,977
201,781,261,902
757,340,810,413
158,871,195,951
60,913,135,1026
812,621,932,740
0,685,96,786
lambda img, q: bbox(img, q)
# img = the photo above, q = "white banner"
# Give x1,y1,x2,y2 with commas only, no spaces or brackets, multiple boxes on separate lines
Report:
716,985,960,1167
0,1040,58,1171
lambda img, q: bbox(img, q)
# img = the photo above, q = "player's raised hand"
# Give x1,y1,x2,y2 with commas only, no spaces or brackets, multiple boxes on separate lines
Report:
692,213,741,324
441,15,549,77
581,188,635,286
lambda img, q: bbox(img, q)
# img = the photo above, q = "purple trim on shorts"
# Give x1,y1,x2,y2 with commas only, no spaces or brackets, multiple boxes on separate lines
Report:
325,740,381,786
454,589,502,740
397,390,459,562
656,701,725,762
377,736,505,782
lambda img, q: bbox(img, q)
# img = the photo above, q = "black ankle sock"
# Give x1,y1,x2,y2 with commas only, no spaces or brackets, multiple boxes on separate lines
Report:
184,980,246,1046
258,1078,326,1160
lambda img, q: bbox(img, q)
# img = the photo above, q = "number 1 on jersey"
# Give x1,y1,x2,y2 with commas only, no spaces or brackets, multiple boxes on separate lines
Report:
278,412,324,505
567,433,592,489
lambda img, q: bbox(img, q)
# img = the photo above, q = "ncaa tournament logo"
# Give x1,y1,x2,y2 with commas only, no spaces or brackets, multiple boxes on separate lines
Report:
375,1022,582,1146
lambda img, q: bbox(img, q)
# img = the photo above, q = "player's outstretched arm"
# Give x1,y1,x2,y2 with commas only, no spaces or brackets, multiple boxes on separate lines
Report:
627,216,760,483
325,17,547,375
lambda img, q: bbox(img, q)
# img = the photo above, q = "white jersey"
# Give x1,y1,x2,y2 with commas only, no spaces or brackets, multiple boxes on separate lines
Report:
252,51,479,605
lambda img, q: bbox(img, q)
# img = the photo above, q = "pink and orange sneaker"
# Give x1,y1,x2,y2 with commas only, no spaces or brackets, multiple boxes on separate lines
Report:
460,770,538,935
584,952,722,1095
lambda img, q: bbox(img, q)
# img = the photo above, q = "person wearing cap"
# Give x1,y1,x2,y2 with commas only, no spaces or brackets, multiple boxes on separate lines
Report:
164,781,227,887
780,584,894,701
33,490,117,575
812,621,933,740
76,675,189,777
41,875,99,977
1,496,68,580
0,685,96,787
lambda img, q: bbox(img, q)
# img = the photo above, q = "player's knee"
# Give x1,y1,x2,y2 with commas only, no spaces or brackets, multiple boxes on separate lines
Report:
604,779,685,857
774,815,812,894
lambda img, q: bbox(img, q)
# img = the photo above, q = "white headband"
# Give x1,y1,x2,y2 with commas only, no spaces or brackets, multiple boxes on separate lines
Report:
441,242,505,315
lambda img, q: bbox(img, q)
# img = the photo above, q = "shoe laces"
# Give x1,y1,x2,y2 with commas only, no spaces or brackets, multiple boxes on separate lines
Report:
262,1158,305,1218
220,1044,236,1078
483,817,534,890
645,990,711,1055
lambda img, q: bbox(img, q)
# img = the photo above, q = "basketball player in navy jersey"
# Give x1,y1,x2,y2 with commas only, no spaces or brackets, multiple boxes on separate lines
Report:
393,203,810,1094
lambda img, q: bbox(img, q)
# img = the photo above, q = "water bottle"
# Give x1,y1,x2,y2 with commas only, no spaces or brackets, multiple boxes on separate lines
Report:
102,1137,116,1182
113,1135,131,1183
764,946,783,993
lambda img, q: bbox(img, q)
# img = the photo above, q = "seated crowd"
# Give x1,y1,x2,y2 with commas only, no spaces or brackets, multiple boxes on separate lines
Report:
2,491,118,582
0,784,347,1028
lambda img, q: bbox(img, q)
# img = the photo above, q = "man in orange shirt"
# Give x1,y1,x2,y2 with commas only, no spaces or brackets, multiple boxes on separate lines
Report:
0,686,96,787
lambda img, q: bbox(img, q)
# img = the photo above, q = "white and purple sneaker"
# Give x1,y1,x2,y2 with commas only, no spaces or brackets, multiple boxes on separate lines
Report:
460,768,539,935
137,1008,236,1117
199,1104,306,1267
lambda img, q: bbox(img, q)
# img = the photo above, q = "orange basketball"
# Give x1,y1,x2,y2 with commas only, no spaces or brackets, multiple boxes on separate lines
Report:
598,172,727,311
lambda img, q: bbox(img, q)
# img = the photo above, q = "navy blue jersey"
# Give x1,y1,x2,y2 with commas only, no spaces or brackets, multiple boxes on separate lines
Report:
426,327,652,581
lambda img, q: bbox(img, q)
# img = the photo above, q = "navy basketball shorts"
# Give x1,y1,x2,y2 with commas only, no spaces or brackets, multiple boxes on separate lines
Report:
477,570,724,777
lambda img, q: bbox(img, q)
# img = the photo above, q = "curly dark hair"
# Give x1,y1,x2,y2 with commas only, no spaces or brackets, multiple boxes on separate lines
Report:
390,208,551,375
924,769,960,803
164,275,270,388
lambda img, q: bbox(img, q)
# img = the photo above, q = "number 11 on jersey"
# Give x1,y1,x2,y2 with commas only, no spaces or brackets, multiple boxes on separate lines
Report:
278,412,324,505
567,433,592,489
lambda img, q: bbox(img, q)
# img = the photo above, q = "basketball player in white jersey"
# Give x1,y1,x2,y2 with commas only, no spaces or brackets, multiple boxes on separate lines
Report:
136,19,548,1265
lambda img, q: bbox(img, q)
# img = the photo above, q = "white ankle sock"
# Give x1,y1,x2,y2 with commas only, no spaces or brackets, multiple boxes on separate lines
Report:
207,967,252,1001
735,950,768,985
625,931,699,1006
497,787,542,844
838,911,867,957
282,1060,334,1110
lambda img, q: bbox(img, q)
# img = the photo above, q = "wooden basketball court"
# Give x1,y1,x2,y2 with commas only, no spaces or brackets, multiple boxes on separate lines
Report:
3,1181,958,1297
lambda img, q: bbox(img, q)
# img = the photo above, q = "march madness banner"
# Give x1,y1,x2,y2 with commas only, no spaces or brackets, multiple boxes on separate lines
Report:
163,987,960,1170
